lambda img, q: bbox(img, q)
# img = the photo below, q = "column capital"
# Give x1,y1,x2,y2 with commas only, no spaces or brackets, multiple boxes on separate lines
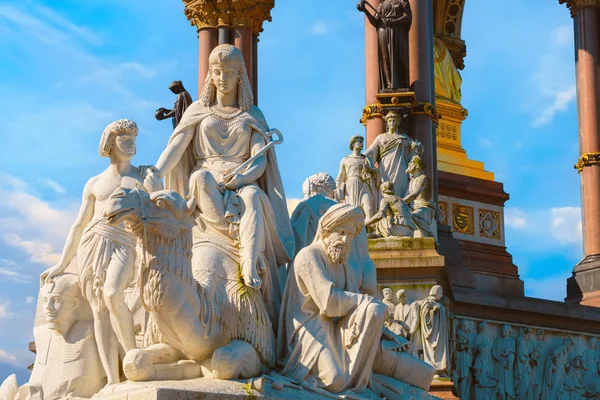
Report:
183,0,274,35
559,0,600,17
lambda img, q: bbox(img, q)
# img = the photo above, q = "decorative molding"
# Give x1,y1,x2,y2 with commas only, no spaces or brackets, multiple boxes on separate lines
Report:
479,209,500,240
360,93,440,125
559,0,600,16
452,204,474,235
439,201,448,225
183,0,274,34
574,152,600,172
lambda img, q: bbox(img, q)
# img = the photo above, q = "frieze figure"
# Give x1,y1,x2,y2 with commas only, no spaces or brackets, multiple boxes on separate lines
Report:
515,327,534,400
492,324,516,400
357,0,412,91
542,337,574,399
455,319,473,399
532,328,548,400
472,321,499,398
581,337,600,396
155,80,194,129
336,135,378,219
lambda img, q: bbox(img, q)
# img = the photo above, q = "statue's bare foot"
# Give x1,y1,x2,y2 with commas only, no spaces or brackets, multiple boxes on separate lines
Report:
123,349,155,382
241,259,262,289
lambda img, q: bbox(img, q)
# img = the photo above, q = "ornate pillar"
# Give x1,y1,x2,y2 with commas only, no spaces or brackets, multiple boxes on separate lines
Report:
408,0,438,206
183,0,274,101
364,0,384,146
197,28,218,96
560,0,600,306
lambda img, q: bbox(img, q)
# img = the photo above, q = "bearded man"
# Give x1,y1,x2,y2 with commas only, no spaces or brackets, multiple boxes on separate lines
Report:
277,203,434,396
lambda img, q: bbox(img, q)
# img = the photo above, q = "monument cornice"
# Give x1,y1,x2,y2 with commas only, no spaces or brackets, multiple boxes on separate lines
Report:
559,0,600,17
183,0,274,35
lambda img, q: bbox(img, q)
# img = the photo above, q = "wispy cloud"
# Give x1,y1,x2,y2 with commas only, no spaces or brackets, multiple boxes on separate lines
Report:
310,20,333,36
41,179,66,195
478,137,492,148
525,24,576,127
0,302,9,320
25,297,34,304
0,349,17,363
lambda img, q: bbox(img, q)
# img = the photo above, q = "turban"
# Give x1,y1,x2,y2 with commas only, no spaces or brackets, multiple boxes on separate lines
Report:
98,118,138,157
313,203,365,243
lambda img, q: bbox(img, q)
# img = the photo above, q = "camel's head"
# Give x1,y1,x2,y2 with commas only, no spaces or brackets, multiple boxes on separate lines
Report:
105,188,195,234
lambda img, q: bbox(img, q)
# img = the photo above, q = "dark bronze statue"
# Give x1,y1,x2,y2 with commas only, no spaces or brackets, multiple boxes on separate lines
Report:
155,80,193,129
357,0,412,92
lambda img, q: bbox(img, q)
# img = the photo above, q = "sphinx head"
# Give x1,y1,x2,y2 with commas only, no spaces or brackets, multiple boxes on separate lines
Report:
41,273,81,335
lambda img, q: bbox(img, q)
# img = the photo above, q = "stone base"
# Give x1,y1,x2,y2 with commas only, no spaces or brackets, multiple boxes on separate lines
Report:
93,376,441,400
428,379,458,399
369,237,446,283
566,254,600,306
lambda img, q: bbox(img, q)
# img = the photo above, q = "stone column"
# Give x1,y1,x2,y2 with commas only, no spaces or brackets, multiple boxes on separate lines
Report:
234,27,254,90
198,28,218,97
253,34,259,104
365,0,384,146
562,2,600,306
408,0,438,205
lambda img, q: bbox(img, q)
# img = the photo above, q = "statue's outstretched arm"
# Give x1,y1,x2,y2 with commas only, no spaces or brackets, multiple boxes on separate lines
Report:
155,128,195,177
40,179,96,283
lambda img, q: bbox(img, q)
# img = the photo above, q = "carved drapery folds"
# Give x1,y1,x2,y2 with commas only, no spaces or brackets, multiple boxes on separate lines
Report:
183,0,274,34
559,0,600,17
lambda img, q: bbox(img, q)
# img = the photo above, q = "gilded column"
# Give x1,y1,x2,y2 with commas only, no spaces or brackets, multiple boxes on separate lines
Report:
408,0,438,206
364,0,384,146
561,0,600,306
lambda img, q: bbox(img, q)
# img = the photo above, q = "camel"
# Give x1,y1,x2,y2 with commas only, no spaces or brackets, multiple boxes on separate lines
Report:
104,188,273,381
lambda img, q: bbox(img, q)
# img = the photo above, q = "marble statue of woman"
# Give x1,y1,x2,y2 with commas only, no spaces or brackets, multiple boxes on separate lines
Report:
492,324,516,400
336,135,378,219
364,111,423,198
357,0,412,91
152,44,294,329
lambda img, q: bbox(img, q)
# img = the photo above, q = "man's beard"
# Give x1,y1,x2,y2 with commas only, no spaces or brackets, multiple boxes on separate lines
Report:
326,240,350,265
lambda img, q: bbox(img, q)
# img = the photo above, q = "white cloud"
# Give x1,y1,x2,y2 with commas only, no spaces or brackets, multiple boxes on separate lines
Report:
0,172,77,271
531,85,576,128
524,24,576,127
25,297,35,304
310,20,331,36
41,179,66,195
0,349,17,363
550,207,582,244
504,208,527,229
0,302,9,319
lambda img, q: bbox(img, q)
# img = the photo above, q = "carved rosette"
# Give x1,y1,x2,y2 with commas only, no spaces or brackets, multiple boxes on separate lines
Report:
183,0,274,34
559,0,600,16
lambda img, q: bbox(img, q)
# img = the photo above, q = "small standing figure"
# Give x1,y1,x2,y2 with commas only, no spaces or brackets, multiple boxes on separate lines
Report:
367,181,415,237
419,285,450,377
382,287,396,316
532,328,547,400
455,319,473,400
393,289,416,338
542,338,574,399
357,0,412,91
492,324,516,400
582,337,600,396
40,119,157,386
155,80,193,129
472,321,499,398
515,327,534,400
364,111,423,199
336,135,379,219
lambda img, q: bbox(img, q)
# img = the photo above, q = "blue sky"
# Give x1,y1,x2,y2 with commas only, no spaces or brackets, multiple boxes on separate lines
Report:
0,0,583,382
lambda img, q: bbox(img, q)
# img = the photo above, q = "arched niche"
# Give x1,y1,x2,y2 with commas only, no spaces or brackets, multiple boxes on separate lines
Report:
433,0,467,70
